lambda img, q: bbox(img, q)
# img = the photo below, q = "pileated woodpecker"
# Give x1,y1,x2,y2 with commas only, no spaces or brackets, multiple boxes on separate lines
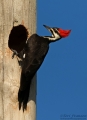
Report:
8,24,71,111
18,25,71,111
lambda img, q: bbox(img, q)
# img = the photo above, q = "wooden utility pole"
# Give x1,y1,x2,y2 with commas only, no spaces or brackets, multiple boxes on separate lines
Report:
0,0,36,120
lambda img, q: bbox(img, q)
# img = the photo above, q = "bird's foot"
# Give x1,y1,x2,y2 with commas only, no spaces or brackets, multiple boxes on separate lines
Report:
12,51,18,59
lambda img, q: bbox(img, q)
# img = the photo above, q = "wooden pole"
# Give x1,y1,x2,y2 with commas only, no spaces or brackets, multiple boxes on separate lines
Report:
0,0,36,120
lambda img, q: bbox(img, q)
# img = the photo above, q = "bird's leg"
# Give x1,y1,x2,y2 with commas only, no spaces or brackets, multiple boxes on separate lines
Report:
12,52,16,59
11,49,23,66
16,57,23,66
16,50,26,66
12,49,18,59
12,52,22,66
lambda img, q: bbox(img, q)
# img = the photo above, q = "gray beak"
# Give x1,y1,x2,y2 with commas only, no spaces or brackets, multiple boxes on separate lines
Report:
43,25,52,31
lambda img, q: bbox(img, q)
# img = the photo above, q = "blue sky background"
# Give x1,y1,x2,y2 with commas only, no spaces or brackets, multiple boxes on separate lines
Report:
37,0,87,119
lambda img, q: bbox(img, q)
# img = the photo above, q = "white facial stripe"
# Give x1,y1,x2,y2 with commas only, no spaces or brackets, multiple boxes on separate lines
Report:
43,34,60,41
50,29,60,41
49,35,60,41
43,28,61,41
53,32,60,38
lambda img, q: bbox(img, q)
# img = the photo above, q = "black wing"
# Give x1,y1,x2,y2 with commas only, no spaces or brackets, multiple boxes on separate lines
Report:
18,34,49,111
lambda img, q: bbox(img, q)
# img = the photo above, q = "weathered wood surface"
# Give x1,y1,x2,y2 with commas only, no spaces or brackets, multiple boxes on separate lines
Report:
0,0,36,120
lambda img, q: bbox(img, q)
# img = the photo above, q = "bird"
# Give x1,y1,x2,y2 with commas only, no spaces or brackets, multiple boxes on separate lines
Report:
18,25,71,111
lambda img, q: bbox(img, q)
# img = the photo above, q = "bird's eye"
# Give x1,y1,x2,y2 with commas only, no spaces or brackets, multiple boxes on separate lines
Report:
54,29,58,33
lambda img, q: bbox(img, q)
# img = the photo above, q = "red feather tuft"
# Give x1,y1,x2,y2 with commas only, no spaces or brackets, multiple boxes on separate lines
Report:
58,28,71,38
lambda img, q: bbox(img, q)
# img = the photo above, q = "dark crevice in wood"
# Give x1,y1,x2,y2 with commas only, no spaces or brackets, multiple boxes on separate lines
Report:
8,25,28,53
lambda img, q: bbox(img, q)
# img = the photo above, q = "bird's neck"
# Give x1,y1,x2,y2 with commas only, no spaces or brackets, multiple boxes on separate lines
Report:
42,36,61,42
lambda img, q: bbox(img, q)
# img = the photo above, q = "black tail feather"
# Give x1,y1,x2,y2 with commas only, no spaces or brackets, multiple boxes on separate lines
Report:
18,86,30,111
18,70,35,111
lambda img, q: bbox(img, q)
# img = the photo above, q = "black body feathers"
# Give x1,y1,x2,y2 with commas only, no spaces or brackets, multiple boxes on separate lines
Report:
18,34,49,110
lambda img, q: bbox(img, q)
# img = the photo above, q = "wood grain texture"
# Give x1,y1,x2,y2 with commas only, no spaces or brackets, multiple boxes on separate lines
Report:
0,0,36,119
